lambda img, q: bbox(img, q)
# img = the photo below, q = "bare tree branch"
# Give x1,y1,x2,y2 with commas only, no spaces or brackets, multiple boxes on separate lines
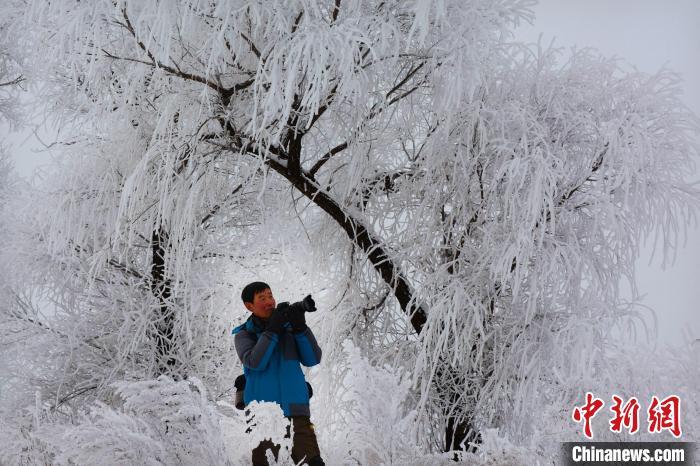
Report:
0,74,24,87
117,8,223,94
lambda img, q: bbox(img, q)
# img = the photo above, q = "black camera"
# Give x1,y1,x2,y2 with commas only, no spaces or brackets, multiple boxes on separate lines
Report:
275,294,317,317
290,294,317,314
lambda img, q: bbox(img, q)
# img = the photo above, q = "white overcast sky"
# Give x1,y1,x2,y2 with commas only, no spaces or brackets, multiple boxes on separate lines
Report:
516,0,700,347
2,1,699,346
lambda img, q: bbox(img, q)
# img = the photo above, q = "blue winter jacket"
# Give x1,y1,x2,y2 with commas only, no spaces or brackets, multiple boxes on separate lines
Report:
232,315,322,417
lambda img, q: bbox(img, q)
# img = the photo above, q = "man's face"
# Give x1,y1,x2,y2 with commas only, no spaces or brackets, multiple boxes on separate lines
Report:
244,288,276,319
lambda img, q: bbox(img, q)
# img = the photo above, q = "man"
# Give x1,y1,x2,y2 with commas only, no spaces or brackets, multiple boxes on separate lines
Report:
232,281,325,466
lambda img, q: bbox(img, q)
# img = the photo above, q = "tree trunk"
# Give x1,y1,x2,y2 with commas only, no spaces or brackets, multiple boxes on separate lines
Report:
150,225,175,375
435,361,483,460
266,158,428,334
445,412,482,459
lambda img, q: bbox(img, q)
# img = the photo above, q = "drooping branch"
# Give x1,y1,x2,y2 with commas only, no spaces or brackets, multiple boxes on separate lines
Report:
71,242,147,283
114,8,257,100
259,152,429,335
221,126,429,332
238,31,261,59
535,142,611,230
306,60,429,176
308,141,347,177
200,182,245,227
558,142,609,205
10,292,110,356
0,74,24,87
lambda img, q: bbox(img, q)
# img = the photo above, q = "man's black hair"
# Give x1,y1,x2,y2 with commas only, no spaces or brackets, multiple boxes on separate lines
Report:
241,281,271,304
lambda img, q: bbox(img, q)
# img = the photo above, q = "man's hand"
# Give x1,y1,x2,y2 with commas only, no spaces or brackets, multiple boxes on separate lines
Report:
266,304,288,334
288,308,307,333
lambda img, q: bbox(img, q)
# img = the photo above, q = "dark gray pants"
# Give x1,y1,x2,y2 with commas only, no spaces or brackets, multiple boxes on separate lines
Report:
251,416,322,465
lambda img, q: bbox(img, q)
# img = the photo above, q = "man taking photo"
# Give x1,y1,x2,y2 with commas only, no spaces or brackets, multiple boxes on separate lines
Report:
232,281,325,466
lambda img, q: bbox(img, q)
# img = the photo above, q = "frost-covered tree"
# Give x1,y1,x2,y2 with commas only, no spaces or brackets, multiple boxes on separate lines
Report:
9,0,699,457
0,98,283,410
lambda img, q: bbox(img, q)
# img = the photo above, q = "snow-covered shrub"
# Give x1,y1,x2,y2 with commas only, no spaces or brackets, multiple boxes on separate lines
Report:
0,376,328,465
36,376,231,466
0,413,55,466
464,428,536,466
313,340,422,465
52,404,166,466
